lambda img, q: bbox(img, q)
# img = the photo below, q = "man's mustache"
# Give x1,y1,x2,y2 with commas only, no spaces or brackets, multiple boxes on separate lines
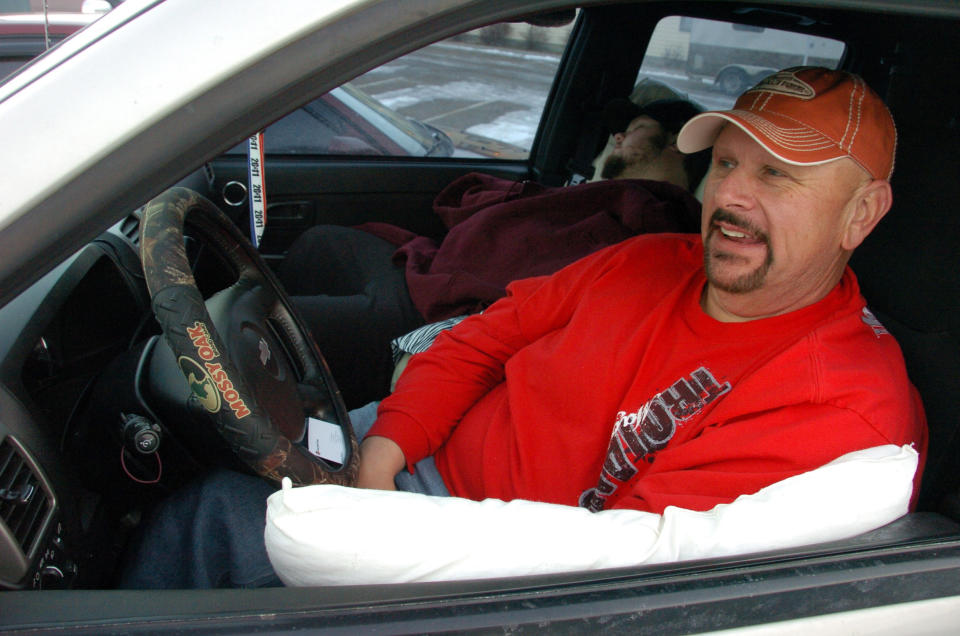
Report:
707,209,769,244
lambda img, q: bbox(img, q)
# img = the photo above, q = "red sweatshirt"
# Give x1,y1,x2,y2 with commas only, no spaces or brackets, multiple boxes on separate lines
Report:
370,234,927,513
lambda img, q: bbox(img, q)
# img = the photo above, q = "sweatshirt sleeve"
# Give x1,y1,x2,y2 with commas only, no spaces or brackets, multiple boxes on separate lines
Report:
609,401,926,514
369,240,636,469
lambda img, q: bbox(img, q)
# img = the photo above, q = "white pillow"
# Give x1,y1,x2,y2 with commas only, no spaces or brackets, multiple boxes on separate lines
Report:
264,444,917,586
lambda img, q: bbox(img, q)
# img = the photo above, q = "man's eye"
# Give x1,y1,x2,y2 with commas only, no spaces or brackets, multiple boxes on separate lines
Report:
764,166,788,177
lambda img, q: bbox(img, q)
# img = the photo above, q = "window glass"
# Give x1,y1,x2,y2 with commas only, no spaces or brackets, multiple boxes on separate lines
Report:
636,16,846,110
0,57,29,78
249,19,575,159
0,4,111,82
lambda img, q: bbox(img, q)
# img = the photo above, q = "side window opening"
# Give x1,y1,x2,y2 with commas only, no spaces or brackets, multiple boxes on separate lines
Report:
238,17,577,160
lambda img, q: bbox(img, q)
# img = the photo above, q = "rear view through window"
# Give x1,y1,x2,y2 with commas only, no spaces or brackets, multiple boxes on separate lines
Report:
637,16,845,111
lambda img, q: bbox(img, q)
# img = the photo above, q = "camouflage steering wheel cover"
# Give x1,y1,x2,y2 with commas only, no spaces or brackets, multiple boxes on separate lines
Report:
139,187,358,487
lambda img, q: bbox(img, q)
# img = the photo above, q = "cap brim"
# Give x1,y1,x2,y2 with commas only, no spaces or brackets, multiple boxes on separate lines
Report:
676,112,729,154
677,111,848,168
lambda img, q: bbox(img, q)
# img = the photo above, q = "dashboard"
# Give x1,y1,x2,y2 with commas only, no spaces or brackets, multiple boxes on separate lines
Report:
0,215,155,589
0,173,247,590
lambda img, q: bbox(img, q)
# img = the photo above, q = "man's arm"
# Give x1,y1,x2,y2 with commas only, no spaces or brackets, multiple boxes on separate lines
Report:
369,240,640,473
365,282,543,474
609,400,926,514
267,445,919,586
356,436,405,491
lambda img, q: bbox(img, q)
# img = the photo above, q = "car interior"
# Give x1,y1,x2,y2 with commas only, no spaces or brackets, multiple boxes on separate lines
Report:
2,0,959,597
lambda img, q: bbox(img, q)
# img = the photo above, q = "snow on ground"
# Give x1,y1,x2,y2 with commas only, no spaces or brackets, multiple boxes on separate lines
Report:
431,40,561,64
372,80,547,113
466,110,541,149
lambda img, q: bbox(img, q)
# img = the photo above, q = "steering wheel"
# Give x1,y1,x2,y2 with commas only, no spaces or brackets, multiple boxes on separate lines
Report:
139,187,358,487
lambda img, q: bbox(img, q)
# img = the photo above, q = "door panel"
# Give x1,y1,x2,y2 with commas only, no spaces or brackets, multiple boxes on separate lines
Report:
206,157,533,265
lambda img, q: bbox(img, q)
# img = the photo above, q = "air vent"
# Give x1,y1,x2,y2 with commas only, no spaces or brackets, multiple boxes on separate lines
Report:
119,211,142,245
202,161,216,188
0,437,54,561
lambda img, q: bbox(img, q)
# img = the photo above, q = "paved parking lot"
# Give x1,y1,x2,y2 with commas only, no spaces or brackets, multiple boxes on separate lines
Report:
353,40,560,150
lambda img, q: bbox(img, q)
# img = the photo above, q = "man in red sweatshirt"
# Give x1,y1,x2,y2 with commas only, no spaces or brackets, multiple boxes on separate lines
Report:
357,66,926,514
122,67,926,588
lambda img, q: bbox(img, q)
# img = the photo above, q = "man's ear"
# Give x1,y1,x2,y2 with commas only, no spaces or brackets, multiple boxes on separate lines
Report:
842,179,893,251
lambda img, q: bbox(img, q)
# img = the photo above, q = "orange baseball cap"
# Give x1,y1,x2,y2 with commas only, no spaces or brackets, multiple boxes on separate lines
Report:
677,67,897,180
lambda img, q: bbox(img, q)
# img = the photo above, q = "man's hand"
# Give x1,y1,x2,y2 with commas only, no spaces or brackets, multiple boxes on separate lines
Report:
356,435,406,491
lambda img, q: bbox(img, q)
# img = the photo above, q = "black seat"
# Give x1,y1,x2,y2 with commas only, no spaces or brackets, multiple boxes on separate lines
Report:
850,50,960,514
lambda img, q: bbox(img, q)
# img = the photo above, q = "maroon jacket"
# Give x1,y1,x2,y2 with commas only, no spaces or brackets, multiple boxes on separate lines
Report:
359,172,702,322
